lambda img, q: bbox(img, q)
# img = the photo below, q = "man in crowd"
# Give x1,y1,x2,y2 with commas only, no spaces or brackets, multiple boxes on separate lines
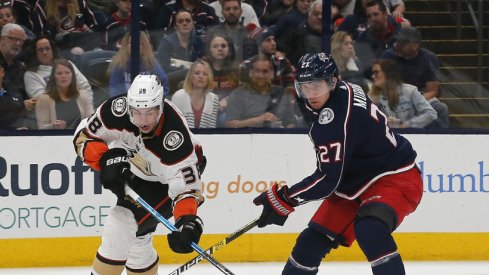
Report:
380,26,449,128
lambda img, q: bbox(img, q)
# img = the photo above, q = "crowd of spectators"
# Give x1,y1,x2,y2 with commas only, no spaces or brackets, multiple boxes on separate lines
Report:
0,0,450,131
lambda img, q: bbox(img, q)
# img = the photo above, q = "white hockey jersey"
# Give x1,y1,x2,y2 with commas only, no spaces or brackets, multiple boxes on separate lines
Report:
73,95,203,201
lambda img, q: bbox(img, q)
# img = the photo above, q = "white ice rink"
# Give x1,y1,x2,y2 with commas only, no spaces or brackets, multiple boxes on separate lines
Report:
1,262,489,275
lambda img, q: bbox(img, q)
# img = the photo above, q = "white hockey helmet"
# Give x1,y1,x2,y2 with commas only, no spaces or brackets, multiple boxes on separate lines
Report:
127,74,164,123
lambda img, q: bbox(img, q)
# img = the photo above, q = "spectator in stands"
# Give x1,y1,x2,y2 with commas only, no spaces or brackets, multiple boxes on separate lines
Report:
354,0,401,68
260,0,294,27
240,28,295,90
0,23,33,109
380,26,450,128
0,1,35,39
226,55,296,128
338,0,407,40
86,0,114,20
334,0,356,17
245,28,308,126
157,10,204,73
12,0,47,36
368,58,437,128
0,63,28,129
384,0,406,19
108,31,170,98
245,0,268,19
171,59,220,128
35,58,94,129
331,31,369,91
271,0,311,44
24,35,93,104
281,0,322,66
103,0,147,51
153,0,219,38
337,0,370,39
0,1,15,27
210,0,260,28
206,0,250,61
203,32,240,125
44,0,99,36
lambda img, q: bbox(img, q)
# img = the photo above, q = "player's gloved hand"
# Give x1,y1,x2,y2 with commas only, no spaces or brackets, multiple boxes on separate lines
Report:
168,215,203,254
253,183,296,228
194,144,207,176
99,148,130,199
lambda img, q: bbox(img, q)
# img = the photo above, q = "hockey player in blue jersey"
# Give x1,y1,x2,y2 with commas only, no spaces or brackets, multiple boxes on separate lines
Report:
253,52,423,275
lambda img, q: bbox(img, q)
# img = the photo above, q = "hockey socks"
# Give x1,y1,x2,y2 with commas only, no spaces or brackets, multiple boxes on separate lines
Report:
354,217,405,275
282,227,334,275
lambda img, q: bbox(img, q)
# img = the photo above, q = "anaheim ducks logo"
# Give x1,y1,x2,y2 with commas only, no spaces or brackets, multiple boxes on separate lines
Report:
164,131,184,151
112,97,128,117
318,108,334,124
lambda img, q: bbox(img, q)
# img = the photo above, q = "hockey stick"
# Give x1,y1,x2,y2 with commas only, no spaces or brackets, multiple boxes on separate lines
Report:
124,185,235,275
169,218,260,275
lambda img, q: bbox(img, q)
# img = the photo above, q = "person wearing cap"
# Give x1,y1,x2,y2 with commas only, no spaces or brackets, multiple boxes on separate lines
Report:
380,26,450,128
240,28,295,91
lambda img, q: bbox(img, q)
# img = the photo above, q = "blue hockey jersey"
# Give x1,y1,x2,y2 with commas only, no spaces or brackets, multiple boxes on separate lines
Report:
288,81,417,204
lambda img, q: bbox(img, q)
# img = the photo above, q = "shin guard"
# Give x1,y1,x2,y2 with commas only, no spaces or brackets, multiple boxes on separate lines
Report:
282,227,334,275
354,217,405,275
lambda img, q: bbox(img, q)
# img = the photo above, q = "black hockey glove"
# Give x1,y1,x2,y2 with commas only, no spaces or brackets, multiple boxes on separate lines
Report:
253,183,296,228
99,148,130,199
167,215,203,254
194,144,207,176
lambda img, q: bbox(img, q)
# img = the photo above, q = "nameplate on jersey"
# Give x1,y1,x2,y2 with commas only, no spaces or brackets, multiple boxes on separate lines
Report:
318,108,334,124
111,97,128,117
164,130,184,151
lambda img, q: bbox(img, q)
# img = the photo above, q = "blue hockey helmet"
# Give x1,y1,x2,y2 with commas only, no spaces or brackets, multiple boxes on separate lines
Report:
294,52,338,111
295,52,338,85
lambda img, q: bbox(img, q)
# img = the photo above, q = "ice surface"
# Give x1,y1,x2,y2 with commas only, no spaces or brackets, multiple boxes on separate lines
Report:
0,261,488,275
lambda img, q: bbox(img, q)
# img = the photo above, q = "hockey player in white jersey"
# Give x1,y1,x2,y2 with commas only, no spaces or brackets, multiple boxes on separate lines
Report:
73,74,207,275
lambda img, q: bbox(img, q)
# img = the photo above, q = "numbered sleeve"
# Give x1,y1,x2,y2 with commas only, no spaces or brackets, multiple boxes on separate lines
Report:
73,108,120,171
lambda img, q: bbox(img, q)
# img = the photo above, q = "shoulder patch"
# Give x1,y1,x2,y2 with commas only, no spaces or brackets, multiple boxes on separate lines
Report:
163,130,184,151
318,108,334,124
111,97,128,117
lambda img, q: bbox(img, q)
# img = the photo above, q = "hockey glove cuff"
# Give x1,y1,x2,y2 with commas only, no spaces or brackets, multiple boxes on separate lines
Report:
168,215,203,254
253,183,296,228
99,148,130,199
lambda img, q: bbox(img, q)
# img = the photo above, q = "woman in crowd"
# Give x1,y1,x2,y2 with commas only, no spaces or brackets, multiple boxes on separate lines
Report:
44,0,98,36
171,59,219,128
331,31,368,91
202,33,239,126
368,58,437,128
108,31,170,98
24,35,93,103
0,2,35,39
157,10,204,73
35,59,93,129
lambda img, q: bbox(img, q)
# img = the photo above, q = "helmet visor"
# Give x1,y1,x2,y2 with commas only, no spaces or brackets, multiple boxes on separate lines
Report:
128,106,161,133
295,79,331,99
